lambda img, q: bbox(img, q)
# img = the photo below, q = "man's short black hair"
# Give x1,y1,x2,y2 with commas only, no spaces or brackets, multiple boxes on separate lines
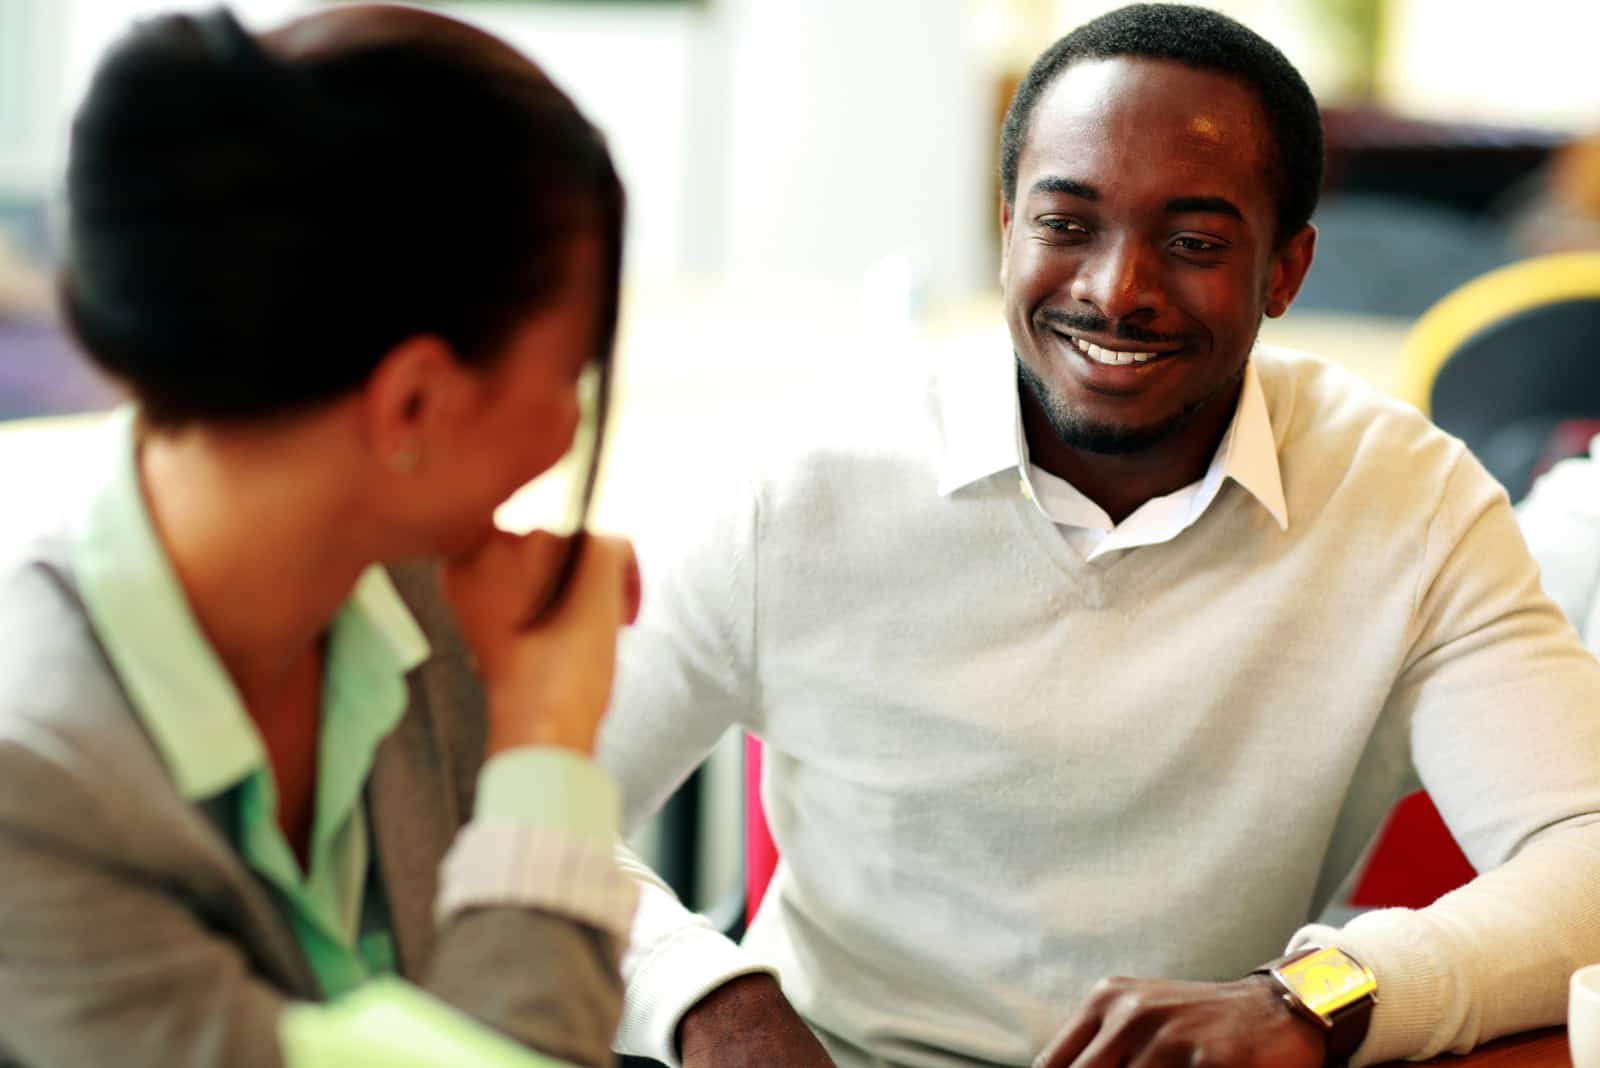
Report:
998,3,1324,242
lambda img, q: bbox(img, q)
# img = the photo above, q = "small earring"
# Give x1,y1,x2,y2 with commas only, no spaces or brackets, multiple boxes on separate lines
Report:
390,440,421,473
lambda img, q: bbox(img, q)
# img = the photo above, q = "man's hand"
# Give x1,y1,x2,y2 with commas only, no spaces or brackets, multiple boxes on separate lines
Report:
677,974,835,1068
1034,975,1326,1068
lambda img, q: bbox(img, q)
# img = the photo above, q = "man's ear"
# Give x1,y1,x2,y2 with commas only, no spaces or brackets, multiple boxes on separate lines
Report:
999,198,1015,289
360,334,463,469
1264,223,1316,319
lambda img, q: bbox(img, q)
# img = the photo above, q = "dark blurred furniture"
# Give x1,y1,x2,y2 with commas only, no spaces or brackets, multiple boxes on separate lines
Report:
0,195,119,421
1322,105,1565,217
1298,107,1571,320
0,318,118,421
1401,251,1600,499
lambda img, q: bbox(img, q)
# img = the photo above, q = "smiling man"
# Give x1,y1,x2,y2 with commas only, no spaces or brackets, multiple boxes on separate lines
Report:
1003,51,1314,530
597,6,1600,1068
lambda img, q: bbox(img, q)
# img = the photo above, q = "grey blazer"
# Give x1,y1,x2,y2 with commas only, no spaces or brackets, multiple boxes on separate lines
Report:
0,533,622,1068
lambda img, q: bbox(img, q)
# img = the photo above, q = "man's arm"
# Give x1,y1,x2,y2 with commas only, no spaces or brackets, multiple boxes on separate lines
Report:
597,477,832,1067
1286,450,1600,1065
1037,450,1600,1068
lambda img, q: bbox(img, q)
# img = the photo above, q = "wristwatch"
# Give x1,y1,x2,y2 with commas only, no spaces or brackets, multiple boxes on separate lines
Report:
1251,945,1378,1067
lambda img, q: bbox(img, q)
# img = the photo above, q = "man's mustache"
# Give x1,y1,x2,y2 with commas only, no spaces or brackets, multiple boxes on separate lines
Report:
1037,309,1182,346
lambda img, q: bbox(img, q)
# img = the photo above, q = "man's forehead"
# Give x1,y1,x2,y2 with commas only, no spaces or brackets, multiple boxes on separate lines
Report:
1019,56,1272,179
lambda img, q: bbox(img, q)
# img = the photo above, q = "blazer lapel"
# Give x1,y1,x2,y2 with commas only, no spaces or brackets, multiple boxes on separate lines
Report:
370,560,489,979
192,790,325,996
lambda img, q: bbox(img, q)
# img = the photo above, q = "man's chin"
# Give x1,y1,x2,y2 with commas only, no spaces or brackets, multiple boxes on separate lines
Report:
1048,413,1188,455
1018,358,1194,456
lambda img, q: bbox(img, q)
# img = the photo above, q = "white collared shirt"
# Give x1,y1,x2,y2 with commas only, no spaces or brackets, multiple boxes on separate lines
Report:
931,347,1288,560
1014,359,1289,560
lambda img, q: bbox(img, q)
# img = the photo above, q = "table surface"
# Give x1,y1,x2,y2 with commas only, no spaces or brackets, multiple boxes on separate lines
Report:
1389,1028,1570,1067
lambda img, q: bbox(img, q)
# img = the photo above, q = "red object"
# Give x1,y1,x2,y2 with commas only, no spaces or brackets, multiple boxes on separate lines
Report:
1348,791,1476,909
1530,418,1600,486
744,735,779,922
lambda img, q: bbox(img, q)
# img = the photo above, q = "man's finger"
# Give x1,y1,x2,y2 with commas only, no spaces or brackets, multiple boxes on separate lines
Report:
1034,1014,1100,1068
1054,1026,1132,1068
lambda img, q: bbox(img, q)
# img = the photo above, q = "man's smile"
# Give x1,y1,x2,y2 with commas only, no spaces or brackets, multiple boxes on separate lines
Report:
1054,328,1183,366
1044,326,1188,394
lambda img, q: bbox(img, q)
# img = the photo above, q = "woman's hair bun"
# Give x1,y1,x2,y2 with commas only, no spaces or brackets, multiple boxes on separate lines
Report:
61,5,621,426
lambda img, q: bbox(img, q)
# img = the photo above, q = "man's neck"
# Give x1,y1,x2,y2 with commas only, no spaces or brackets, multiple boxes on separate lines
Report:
1021,379,1242,525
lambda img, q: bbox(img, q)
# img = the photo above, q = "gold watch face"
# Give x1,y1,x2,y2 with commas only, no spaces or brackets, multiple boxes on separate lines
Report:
1277,947,1378,1021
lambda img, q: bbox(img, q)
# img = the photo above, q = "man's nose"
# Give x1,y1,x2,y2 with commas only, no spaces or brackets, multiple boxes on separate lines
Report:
1068,238,1164,322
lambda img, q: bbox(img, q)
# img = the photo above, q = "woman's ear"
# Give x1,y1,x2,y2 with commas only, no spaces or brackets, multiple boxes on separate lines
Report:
360,334,470,474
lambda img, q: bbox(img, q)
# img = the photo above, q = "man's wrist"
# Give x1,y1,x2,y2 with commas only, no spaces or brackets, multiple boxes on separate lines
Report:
1250,947,1377,1068
1244,972,1336,1061
676,973,782,1059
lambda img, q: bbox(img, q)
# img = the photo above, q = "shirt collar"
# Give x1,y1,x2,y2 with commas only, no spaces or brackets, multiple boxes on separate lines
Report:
1218,357,1289,530
73,409,431,802
935,347,1288,531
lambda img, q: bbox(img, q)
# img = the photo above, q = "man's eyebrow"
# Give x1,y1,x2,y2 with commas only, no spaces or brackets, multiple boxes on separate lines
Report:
1165,195,1243,220
1029,176,1098,200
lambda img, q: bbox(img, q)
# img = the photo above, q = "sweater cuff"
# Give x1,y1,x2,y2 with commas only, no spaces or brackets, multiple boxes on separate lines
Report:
614,923,777,1067
1289,913,1453,1067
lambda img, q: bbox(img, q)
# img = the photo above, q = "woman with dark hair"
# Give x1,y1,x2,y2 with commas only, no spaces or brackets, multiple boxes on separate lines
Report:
0,6,641,1067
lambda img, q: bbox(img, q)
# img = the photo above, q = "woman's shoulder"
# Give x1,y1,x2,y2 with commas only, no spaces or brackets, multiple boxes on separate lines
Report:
0,534,172,841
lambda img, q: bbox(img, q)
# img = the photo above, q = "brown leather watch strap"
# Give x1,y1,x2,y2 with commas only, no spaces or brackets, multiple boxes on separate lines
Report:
1322,993,1375,1068
1251,949,1377,1068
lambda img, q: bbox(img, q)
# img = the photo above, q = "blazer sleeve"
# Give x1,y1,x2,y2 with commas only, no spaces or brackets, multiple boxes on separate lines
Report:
0,735,622,1068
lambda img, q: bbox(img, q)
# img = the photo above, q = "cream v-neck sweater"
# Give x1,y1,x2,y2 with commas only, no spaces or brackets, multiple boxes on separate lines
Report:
600,346,1600,1068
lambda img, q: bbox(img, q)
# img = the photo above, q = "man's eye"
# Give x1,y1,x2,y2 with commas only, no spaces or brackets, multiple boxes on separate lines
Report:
1039,217,1087,235
1173,235,1223,252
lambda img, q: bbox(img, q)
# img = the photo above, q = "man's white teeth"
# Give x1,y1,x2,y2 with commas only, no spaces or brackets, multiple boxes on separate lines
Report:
1071,336,1158,365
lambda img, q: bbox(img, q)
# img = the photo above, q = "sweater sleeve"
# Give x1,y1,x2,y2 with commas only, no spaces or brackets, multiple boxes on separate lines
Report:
596,474,779,1065
1290,450,1600,1066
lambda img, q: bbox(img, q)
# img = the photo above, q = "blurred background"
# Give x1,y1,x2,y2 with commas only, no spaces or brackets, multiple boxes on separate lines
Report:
3,0,1600,915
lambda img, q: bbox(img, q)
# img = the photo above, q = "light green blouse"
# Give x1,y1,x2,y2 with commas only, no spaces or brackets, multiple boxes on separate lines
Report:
73,411,614,1068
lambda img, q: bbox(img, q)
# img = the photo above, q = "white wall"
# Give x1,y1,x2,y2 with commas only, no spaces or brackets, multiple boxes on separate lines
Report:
0,0,70,194
717,0,994,304
442,2,707,283
1381,0,1600,129
32,0,996,305
471,0,996,304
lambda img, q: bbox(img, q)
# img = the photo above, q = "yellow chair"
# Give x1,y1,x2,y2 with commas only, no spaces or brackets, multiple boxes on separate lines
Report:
1399,251,1600,498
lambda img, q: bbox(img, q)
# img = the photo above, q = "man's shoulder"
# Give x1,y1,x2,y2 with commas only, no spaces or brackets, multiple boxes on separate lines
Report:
1255,344,1463,465
1252,345,1487,536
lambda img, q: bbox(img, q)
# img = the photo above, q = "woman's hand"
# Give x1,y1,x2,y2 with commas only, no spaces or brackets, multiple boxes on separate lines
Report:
441,530,640,757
